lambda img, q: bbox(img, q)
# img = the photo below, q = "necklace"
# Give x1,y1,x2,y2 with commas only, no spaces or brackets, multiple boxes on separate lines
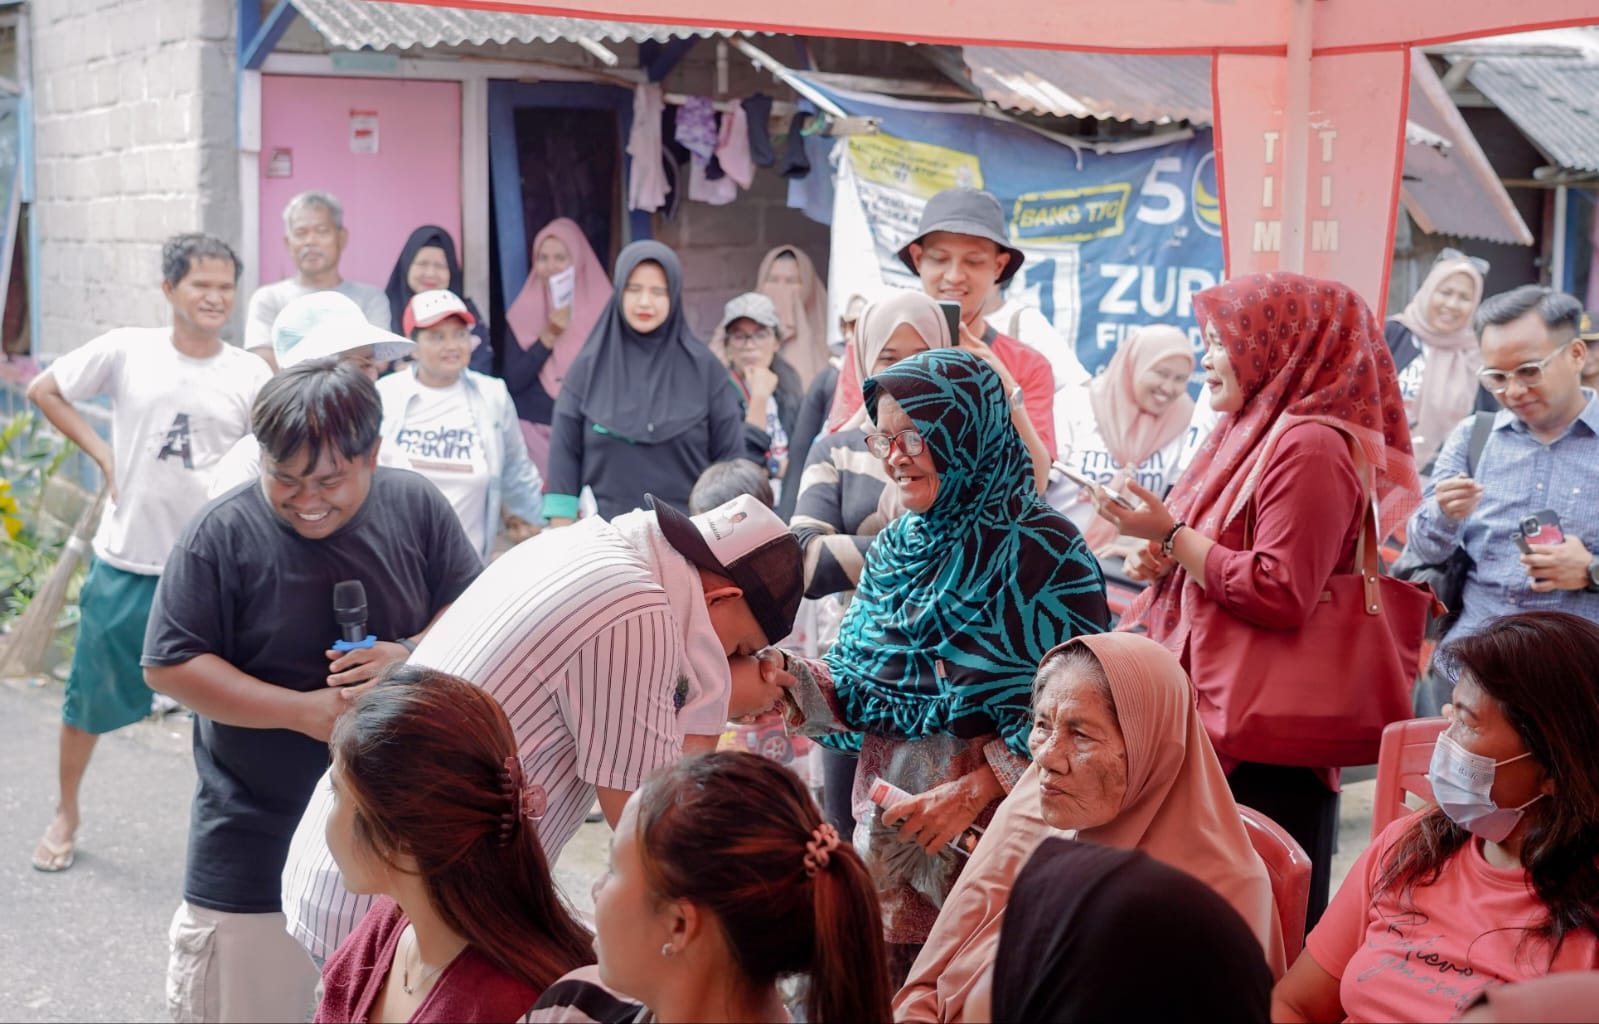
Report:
400,927,451,996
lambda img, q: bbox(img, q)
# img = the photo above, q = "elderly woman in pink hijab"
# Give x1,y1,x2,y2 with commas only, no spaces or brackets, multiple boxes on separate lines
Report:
1385,249,1489,468
1047,325,1197,556
757,245,830,389
895,632,1285,1023
502,218,612,476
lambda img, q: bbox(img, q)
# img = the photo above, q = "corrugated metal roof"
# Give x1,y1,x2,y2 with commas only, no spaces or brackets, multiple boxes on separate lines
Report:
1466,56,1599,173
1403,52,1533,246
961,48,1212,125
291,0,737,49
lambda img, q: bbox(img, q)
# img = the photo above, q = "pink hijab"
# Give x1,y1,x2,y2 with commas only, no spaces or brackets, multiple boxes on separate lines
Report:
502,218,612,400
1083,325,1196,550
758,245,829,388
894,633,1284,1023
1391,256,1486,466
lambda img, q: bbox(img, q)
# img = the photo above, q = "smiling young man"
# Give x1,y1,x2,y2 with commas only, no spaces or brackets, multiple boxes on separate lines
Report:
25,234,271,874
899,188,1057,488
142,360,482,1023
279,492,803,969
244,191,390,369
1403,286,1599,713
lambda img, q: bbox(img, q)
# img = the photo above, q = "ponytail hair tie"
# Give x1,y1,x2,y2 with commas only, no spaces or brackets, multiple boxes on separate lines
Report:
803,822,840,877
497,755,548,846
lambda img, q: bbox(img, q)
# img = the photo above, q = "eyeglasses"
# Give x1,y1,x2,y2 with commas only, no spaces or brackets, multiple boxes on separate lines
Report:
1477,349,1564,394
727,328,773,347
865,428,926,459
1436,247,1491,277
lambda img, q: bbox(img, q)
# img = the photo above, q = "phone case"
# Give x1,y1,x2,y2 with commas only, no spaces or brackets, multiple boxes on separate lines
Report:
1512,531,1533,555
1521,509,1564,546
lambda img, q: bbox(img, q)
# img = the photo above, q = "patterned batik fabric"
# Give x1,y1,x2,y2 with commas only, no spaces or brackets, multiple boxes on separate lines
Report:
1122,271,1422,650
823,349,1109,758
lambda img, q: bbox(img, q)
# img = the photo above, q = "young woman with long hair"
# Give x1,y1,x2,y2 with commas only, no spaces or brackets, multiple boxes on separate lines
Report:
531,751,893,1023
317,666,594,1023
1274,611,1599,1023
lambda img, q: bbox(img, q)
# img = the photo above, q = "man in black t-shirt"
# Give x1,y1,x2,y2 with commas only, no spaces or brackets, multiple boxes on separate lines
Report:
142,360,481,1023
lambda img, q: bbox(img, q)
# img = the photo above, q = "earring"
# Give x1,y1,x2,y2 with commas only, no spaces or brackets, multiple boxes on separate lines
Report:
660,942,675,958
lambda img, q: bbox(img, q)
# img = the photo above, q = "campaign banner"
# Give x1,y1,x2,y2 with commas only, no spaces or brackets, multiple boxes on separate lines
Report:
818,85,1224,377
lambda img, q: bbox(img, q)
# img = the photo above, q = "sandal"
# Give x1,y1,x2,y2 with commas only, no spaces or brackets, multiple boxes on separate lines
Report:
31,832,76,872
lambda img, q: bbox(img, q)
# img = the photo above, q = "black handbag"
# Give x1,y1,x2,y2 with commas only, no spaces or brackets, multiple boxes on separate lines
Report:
1391,411,1494,636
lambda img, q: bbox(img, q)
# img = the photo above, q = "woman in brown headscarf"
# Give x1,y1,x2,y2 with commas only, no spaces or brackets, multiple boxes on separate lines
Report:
757,245,830,388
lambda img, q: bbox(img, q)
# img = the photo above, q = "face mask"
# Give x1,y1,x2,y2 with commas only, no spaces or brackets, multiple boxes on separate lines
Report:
1427,732,1546,843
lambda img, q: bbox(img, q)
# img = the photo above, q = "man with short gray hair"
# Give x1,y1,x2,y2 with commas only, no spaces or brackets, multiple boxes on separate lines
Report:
243,190,389,368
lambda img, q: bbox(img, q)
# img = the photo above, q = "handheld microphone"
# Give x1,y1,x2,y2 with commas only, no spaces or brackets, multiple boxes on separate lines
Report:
332,580,377,652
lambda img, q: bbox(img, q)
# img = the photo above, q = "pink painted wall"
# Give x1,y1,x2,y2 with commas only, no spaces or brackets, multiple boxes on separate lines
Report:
259,75,462,295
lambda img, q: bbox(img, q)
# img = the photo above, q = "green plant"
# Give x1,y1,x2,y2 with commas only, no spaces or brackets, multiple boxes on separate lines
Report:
0,411,79,624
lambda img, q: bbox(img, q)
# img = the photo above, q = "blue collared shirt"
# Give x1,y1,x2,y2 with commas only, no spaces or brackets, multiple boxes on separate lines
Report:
1405,390,1599,640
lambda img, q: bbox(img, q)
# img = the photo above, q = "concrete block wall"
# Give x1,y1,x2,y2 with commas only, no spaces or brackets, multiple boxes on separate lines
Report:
31,0,239,356
655,169,832,340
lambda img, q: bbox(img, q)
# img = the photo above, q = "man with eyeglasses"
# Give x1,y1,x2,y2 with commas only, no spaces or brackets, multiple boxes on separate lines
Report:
244,191,390,370
1403,285,1599,713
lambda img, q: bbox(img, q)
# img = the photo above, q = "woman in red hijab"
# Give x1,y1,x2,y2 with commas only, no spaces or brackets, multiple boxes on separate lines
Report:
1088,271,1421,928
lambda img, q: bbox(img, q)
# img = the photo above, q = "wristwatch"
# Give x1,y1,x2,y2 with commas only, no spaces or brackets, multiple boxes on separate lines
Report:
1008,385,1025,411
1586,557,1599,593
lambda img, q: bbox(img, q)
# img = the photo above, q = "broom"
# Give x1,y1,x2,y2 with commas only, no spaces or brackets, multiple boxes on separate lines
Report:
0,482,107,679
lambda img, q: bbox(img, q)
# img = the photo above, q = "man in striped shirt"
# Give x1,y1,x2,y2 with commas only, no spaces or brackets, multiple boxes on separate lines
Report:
281,493,803,962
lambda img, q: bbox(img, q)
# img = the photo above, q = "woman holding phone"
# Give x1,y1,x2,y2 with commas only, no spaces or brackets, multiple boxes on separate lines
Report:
1089,271,1421,927
502,218,612,476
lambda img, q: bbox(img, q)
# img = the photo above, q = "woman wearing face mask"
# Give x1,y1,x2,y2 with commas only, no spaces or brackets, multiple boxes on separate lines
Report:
1048,324,1198,556
318,666,595,1023
385,226,491,373
1386,249,1490,469
502,219,613,477
779,347,1108,982
543,241,745,525
1090,272,1422,927
528,751,892,1024
1273,611,1599,1024
897,633,1284,1023
756,246,830,388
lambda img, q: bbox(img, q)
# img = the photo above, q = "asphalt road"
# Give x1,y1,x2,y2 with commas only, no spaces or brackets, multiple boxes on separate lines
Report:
0,677,193,1023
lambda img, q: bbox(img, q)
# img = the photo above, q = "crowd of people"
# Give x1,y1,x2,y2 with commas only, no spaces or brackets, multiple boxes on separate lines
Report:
19,182,1599,1023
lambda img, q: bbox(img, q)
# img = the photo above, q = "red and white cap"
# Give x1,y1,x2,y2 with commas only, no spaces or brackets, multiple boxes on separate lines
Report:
403,289,478,335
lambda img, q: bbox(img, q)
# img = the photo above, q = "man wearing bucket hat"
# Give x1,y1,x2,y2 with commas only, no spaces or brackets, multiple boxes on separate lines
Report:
207,290,415,498
280,491,805,966
899,187,1057,487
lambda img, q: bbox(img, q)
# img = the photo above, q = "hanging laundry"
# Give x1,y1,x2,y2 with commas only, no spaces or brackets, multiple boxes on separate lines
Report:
779,111,814,179
742,93,776,167
715,105,754,189
627,83,667,212
673,97,719,160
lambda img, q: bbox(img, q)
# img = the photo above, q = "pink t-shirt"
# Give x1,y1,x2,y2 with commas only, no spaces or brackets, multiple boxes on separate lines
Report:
1306,816,1599,1023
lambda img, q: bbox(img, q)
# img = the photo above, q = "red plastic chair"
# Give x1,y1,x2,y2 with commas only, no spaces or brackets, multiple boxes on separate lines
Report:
1238,804,1312,968
1371,716,1448,839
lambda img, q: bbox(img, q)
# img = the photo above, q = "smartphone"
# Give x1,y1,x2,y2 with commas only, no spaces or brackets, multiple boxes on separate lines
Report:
1053,461,1137,510
937,300,963,342
1520,509,1564,547
1511,531,1533,556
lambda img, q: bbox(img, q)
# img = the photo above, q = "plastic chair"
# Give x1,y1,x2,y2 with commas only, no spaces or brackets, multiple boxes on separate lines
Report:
1371,716,1448,839
1238,804,1312,968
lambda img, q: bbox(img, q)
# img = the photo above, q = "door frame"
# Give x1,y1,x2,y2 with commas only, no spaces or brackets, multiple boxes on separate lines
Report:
487,80,650,311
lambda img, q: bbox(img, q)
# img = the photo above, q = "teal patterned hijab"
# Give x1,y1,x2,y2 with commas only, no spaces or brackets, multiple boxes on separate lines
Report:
823,349,1109,756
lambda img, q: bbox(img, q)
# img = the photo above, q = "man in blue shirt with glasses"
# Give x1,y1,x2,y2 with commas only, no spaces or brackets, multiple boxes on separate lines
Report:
1405,286,1599,713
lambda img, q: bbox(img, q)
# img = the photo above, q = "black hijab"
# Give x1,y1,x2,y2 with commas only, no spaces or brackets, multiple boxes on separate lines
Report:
993,838,1272,1023
385,225,479,333
562,240,729,444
